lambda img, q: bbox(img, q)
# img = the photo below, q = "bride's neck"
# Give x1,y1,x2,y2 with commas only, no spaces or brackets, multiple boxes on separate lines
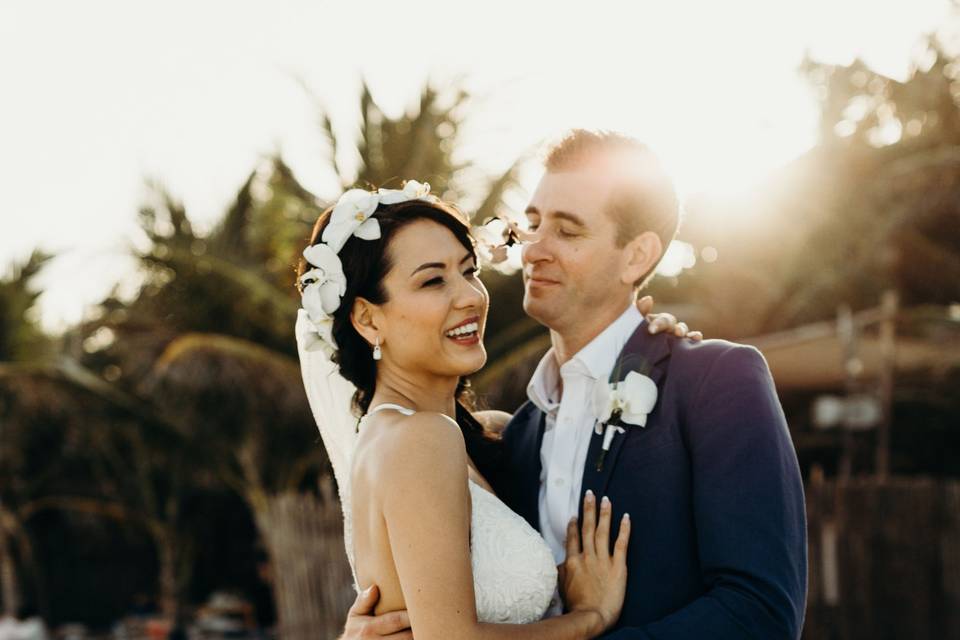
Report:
370,362,459,417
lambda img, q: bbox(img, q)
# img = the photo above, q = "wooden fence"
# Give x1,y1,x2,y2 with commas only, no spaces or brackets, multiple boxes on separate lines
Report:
804,476,960,639
256,488,354,640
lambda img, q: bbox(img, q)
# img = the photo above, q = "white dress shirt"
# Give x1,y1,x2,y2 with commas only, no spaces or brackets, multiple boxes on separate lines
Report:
527,305,644,562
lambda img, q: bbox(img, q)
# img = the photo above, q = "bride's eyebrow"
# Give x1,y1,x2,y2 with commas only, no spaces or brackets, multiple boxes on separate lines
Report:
410,253,473,277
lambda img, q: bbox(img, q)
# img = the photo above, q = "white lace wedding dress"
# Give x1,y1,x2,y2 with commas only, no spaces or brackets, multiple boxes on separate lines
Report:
356,404,558,624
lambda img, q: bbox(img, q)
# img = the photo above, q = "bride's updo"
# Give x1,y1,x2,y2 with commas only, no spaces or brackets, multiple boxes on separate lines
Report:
297,197,477,417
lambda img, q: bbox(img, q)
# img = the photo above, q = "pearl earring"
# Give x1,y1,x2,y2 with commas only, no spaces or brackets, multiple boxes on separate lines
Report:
373,337,382,361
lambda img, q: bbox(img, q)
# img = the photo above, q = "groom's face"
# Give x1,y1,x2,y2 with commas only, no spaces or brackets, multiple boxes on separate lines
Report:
521,164,633,333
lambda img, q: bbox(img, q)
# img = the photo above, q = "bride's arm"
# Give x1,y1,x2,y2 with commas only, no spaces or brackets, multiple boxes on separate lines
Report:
377,413,609,640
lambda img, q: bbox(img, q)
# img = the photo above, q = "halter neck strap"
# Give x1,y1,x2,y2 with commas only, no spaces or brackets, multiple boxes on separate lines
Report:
367,403,416,416
365,403,459,429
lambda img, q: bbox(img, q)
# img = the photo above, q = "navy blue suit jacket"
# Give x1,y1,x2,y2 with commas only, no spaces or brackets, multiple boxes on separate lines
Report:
478,327,807,639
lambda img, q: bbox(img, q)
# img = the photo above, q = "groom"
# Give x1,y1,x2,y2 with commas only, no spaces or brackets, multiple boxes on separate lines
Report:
342,130,807,638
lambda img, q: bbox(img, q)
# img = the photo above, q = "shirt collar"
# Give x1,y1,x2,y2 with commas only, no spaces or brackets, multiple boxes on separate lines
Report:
526,304,644,416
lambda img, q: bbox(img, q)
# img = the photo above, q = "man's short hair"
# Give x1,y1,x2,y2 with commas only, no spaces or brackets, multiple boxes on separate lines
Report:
544,129,680,287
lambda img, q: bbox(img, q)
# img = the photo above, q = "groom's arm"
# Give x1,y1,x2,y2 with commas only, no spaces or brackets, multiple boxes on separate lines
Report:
605,344,807,640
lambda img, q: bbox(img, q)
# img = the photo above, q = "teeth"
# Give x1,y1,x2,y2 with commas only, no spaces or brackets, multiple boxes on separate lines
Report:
446,322,479,338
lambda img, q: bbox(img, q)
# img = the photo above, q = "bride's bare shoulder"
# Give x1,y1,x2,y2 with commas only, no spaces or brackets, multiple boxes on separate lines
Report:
358,411,468,483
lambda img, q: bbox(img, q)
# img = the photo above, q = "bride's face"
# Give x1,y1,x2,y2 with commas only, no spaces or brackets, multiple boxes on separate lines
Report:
372,218,489,378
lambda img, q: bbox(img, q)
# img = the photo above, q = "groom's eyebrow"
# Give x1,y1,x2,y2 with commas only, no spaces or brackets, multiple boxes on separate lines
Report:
525,206,586,227
410,253,473,276
554,211,586,227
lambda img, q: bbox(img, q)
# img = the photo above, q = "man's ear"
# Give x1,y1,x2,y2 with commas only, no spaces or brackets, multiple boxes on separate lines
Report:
350,297,381,347
621,231,663,286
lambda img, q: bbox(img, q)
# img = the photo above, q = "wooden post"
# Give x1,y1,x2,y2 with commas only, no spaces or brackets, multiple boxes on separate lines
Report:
875,290,897,479
837,305,857,479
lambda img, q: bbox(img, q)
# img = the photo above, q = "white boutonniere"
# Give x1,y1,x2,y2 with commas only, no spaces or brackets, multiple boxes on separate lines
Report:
591,370,658,470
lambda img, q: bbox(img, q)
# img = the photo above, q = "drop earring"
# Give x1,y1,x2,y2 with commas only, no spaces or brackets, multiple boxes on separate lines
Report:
372,336,382,361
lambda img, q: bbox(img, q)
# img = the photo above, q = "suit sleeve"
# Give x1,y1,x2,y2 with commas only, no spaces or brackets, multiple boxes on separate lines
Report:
604,345,807,640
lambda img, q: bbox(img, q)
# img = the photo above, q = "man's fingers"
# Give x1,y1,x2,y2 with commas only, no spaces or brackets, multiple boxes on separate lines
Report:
646,313,677,334
636,295,654,316
688,330,704,342
347,584,379,616
565,515,580,557
369,610,411,636
613,513,631,564
673,322,689,337
580,490,597,556
595,496,612,559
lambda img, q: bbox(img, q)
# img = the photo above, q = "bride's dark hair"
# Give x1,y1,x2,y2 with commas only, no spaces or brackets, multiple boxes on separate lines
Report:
297,196,500,455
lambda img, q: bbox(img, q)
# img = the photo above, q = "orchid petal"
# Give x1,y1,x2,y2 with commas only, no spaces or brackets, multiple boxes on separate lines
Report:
619,372,658,426
353,218,382,241
376,188,407,205
301,285,327,321
319,282,342,315
592,378,614,424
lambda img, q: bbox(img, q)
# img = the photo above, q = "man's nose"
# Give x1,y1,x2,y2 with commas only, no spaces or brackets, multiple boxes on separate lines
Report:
521,232,552,265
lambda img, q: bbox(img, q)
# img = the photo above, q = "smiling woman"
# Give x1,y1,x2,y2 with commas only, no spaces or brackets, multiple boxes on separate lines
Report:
296,193,483,416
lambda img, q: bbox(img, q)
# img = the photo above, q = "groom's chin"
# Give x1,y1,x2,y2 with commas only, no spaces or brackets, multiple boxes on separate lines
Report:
522,297,555,328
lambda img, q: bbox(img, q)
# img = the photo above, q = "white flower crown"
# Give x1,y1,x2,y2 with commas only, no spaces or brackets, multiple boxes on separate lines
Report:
297,180,437,356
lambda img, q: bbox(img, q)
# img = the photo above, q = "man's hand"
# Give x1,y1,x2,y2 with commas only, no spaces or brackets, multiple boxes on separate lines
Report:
339,585,412,640
637,295,703,341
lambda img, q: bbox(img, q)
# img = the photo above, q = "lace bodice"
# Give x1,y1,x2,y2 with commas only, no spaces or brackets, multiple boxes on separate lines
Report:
467,478,558,622
354,404,557,624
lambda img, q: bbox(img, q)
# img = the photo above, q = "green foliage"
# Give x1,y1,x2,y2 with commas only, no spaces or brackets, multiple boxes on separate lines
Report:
0,251,52,363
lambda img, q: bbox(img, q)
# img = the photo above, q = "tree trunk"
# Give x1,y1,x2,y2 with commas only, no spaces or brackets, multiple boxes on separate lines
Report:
0,513,21,617
156,535,180,622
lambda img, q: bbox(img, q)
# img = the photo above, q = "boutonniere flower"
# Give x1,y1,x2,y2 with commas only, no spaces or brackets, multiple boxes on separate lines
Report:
591,370,658,470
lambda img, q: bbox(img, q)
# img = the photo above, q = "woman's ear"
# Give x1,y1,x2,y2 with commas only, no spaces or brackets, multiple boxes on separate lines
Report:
621,231,663,286
350,297,381,347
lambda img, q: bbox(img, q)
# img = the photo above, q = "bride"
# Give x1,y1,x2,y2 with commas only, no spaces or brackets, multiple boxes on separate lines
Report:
295,182,632,639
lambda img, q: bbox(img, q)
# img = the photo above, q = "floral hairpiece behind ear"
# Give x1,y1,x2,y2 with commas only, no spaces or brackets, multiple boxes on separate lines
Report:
298,180,437,355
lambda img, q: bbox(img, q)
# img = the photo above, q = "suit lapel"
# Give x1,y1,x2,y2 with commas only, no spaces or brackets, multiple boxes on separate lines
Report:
505,405,548,531
578,326,671,519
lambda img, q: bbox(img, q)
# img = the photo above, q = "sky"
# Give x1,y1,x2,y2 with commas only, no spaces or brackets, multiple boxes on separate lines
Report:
0,0,953,332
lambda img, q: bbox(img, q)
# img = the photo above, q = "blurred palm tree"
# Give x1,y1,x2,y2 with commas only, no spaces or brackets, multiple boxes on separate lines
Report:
0,252,52,615
0,251,53,364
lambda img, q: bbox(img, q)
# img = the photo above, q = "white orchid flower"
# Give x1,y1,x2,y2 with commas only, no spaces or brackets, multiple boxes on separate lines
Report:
473,218,507,247
592,370,658,431
378,180,432,204
295,309,337,357
300,245,347,317
323,189,382,252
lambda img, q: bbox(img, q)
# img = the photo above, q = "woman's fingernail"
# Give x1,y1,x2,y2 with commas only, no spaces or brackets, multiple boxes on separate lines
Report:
585,489,594,500
623,513,630,521
601,496,610,507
